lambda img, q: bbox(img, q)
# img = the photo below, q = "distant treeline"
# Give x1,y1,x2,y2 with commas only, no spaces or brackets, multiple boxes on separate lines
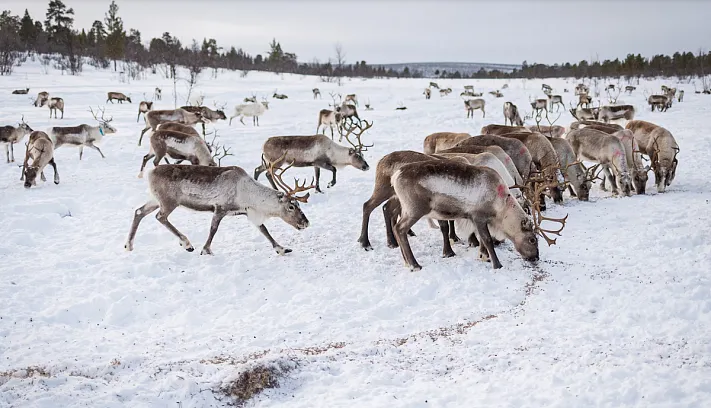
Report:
0,1,709,84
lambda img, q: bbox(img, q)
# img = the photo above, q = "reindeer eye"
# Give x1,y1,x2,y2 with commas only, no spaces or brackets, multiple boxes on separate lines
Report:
529,238,536,245
288,205,295,211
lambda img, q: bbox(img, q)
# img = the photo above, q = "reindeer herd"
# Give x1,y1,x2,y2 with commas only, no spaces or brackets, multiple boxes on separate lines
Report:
2,76,683,272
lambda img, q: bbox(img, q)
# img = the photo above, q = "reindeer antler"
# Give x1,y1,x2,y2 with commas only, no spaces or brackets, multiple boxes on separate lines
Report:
264,153,316,203
338,117,374,153
89,106,113,124
582,163,604,183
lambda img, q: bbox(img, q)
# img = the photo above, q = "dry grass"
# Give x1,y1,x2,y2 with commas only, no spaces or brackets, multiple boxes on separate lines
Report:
218,358,297,406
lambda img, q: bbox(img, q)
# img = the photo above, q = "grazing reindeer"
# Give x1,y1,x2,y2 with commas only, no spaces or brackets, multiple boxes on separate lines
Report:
254,119,372,193
389,160,540,270
107,92,132,103
438,144,523,186
138,126,216,178
181,105,228,126
569,121,623,132
48,97,64,119
625,120,679,193
544,90,564,111
678,90,684,102
34,91,49,107
21,131,59,188
429,81,440,89
464,98,486,118
503,102,524,126
316,109,342,139
49,107,116,160
548,137,592,201
611,129,649,194
648,95,671,112
481,124,530,136
565,128,632,196
12,88,29,95
423,132,471,154
498,132,566,205
312,88,321,99
424,88,431,99
139,108,204,146
530,96,548,115
527,125,566,138
125,161,313,256
1,116,33,163
154,87,162,100
452,135,533,183
230,98,269,126
137,101,154,122
625,85,636,94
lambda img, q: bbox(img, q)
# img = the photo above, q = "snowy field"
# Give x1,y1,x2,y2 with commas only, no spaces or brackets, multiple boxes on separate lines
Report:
1,60,710,407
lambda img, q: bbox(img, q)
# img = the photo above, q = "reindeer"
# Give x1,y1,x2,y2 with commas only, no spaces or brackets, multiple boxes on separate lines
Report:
464,98,486,118
452,135,533,184
542,84,553,93
344,94,358,106
154,87,162,100
527,125,566,138
229,98,269,126
460,90,476,98
273,90,288,99
424,88,431,99
34,91,49,107
12,88,29,95
530,97,548,115
423,132,471,154
316,109,342,139
139,108,204,146
481,124,530,135
569,121,623,133
502,84,509,89
489,90,504,98
21,131,59,188
577,93,592,108
544,90,564,111
330,93,359,121
389,160,542,270
678,90,684,102
569,103,599,121
312,88,321,99
244,93,257,103
498,132,567,206
575,84,589,96
610,129,649,194
565,128,632,196
1,116,33,163
125,161,313,256
429,82,440,89
107,92,132,103
137,101,154,122
138,126,216,178
648,94,671,112
464,85,474,92
625,85,636,94
548,137,593,201
503,102,524,126
48,97,64,119
606,84,615,91
625,120,679,193
254,119,372,193
49,107,116,160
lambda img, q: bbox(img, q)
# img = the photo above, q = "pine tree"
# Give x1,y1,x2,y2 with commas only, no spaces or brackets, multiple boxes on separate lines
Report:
44,0,74,46
104,1,124,71
19,9,37,48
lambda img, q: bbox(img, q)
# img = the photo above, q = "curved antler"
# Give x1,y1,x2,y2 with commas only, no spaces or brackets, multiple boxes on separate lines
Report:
264,153,316,203
339,117,374,153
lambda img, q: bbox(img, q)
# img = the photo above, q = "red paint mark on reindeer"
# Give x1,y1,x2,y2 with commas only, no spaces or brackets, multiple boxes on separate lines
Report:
497,184,507,197
505,156,512,163
520,147,527,155
613,149,623,157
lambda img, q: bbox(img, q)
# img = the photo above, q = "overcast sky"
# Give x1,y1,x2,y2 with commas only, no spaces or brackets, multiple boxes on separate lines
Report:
5,1,710,65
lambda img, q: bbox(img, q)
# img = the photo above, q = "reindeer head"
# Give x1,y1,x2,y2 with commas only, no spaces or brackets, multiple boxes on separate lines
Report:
18,115,33,134
338,118,373,171
23,164,40,188
89,107,116,134
500,195,539,262
260,97,270,109
264,154,315,231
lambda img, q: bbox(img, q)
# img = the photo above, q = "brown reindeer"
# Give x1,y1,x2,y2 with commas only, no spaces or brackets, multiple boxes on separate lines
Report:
625,120,679,193
137,101,154,122
107,92,132,103
48,97,64,119
139,108,204,146
0,116,33,163
21,131,59,188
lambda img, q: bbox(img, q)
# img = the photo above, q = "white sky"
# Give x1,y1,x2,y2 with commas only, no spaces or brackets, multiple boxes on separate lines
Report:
5,1,710,65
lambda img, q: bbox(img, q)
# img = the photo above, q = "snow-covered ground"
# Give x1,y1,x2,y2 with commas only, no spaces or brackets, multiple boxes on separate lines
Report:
1,60,710,407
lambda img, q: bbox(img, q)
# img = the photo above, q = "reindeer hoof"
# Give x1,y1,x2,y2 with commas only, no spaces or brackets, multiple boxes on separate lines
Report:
407,229,416,237
492,262,503,270
200,248,213,255
358,239,373,251
410,264,422,272
124,242,133,252
180,240,194,252
137,173,144,179
275,246,292,255
443,251,456,258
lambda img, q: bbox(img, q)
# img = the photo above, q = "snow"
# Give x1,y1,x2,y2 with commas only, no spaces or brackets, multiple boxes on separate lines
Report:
1,60,711,407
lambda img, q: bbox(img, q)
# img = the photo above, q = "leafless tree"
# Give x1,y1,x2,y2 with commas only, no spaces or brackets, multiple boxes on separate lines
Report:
334,42,345,86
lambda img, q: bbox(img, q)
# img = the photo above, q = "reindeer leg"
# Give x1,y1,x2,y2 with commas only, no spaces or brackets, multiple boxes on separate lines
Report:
264,171,279,190
568,185,577,197
314,167,323,193
138,127,150,146
229,116,234,125
258,224,291,255
87,143,105,159
448,220,461,243
474,219,502,269
49,158,59,184
394,213,424,271
383,198,401,249
155,202,194,252
438,221,456,258
320,163,337,188
124,200,160,251
201,207,227,255
4,144,8,163
139,154,155,178
253,164,266,180
40,170,46,182
359,186,394,250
